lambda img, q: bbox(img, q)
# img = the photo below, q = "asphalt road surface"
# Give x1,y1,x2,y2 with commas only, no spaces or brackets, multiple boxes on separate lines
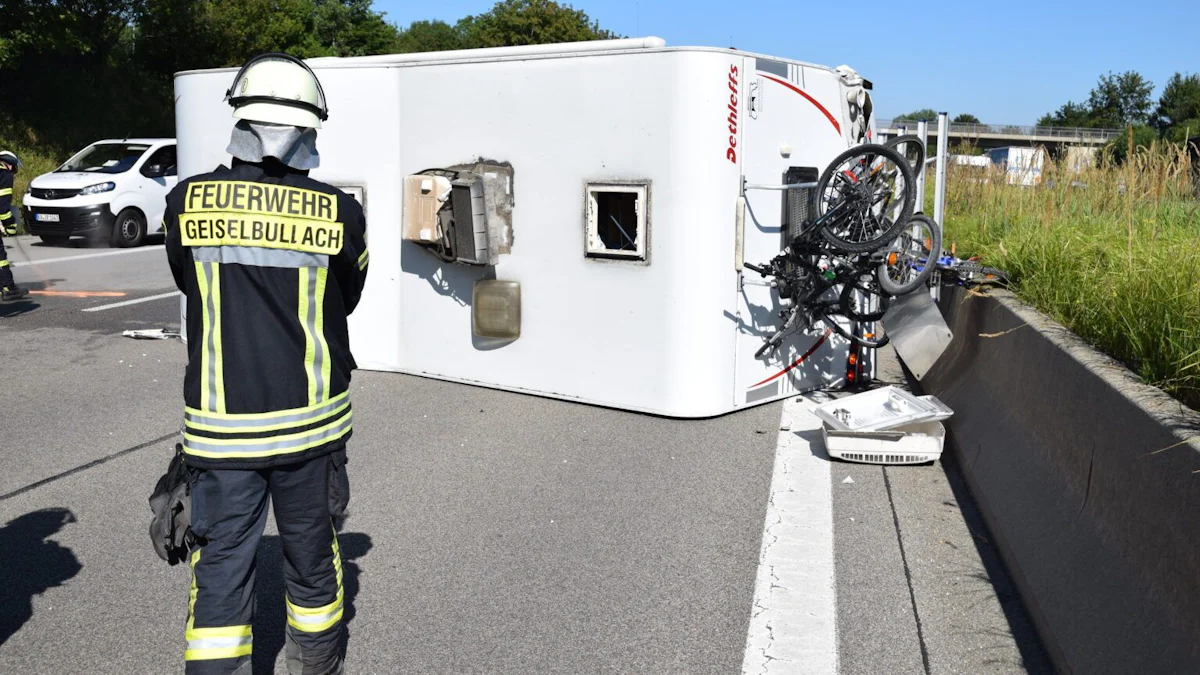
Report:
0,234,1053,674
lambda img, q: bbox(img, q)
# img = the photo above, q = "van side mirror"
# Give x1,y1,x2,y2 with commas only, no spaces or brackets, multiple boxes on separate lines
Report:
143,164,165,178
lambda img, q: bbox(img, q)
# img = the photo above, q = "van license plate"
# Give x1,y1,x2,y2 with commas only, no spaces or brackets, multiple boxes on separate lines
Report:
36,213,60,222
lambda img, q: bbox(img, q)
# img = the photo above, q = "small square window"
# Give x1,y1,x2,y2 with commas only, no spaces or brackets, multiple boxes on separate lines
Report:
586,183,648,260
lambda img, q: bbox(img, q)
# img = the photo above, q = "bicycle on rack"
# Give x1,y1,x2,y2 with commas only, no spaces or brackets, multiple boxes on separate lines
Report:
743,142,917,357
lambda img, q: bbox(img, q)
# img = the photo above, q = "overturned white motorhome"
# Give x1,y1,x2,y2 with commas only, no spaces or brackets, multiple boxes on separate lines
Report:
174,37,878,417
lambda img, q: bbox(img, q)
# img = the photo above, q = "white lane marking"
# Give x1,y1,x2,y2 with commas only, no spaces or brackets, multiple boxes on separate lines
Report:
82,291,181,313
742,396,838,675
11,245,164,267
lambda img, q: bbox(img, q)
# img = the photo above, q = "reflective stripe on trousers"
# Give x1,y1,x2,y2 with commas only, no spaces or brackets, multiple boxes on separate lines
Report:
286,525,345,634
186,549,253,665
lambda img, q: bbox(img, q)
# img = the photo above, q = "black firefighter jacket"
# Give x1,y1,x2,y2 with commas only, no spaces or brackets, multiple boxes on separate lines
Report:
165,160,369,470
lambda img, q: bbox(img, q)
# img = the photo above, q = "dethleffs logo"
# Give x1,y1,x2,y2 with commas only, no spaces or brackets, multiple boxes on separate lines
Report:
725,65,739,164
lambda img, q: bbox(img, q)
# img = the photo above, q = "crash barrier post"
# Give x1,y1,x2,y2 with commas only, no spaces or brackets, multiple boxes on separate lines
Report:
916,119,928,213
920,286,1200,674
933,112,948,225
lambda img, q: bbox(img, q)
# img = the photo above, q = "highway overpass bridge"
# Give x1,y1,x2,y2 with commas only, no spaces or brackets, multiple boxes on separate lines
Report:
877,118,1121,152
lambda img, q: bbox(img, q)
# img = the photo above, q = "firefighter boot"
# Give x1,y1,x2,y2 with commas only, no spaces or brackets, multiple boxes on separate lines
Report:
2,285,29,301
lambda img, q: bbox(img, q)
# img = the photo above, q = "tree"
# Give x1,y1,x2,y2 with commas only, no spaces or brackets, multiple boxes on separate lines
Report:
1037,101,1091,128
395,20,469,53
1153,73,1200,135
1104,124,1158,163
312,0,401,58
459,0,619,48
894,108,938,122
952,113,980,124
1086,71,1154,128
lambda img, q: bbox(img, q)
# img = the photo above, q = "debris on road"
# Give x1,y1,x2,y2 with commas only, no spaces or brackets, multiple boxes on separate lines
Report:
814,386,954,465
122,328,180,340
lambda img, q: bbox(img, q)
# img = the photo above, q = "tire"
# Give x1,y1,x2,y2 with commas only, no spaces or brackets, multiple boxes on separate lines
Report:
816,143,916,253
838,272,890,322
111,208,147,248
883,134,926,174
876,214,942,296
40,235,71,246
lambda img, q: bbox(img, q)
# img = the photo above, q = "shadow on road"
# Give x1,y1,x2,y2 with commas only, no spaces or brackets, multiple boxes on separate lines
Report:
0,508,82,647
252,532,372,674
0,299,40,318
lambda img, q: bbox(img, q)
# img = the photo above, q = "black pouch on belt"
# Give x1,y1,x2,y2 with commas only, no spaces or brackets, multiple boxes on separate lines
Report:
148,443,196,565
327,448,350,529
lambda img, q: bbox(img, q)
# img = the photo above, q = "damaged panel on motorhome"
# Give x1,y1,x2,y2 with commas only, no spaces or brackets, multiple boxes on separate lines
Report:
174,39,870,417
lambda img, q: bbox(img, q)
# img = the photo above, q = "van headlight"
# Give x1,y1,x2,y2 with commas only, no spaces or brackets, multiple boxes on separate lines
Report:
80,182,116,195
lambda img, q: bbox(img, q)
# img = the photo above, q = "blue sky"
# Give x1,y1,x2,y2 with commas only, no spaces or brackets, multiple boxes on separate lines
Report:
375,0,1200,125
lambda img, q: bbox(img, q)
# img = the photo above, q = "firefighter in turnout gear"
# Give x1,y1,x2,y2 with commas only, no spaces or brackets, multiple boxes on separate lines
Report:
0,150,30,302
164,54,368,675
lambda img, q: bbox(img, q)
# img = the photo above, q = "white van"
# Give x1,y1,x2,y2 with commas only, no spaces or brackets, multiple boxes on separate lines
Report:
21,138,177,247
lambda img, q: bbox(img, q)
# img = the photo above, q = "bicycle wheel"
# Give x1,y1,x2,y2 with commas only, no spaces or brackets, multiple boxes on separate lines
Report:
876,214,942,296
883,134,926,174
838,271,891,322
816,143,916,253
818,312,891,349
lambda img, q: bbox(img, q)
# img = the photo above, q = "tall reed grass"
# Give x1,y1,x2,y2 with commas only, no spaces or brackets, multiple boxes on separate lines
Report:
943,142,1200,408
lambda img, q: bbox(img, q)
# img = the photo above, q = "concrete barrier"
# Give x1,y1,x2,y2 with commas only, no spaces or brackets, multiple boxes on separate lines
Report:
921,286,1200,675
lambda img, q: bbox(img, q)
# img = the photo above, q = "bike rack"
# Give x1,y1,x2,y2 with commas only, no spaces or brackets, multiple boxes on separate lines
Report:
742,180,819,192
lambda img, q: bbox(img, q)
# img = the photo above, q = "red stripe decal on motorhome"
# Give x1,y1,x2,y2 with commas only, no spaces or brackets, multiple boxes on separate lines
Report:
750,328,834,389
759,74,842,135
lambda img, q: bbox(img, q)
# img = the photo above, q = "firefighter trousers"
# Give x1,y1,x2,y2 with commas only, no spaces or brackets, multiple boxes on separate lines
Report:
0,234,15,290
186,450,349,675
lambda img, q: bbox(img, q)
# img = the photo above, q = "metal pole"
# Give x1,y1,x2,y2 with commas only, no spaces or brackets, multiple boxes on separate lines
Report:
916,120,928,213
933,112,949,225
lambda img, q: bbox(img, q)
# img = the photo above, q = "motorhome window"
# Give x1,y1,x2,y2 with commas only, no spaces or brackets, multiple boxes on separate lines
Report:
586,184,647,260
58,144,151,174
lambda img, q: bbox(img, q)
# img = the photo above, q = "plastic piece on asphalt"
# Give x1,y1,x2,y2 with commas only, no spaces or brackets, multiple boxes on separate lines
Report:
812,386,953,432
122,328,181,340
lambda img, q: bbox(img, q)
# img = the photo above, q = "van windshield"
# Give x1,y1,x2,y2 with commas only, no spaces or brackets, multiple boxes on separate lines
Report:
57,143,151,174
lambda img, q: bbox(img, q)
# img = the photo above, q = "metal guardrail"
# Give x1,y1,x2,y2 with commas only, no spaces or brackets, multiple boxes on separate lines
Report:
878,119,1121,142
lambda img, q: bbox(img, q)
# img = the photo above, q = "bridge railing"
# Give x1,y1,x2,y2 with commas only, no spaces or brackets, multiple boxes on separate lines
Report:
877,119,1121,142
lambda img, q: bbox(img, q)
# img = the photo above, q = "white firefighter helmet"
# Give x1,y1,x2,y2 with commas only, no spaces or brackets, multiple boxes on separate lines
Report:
225,53,328,129
0,150,21,171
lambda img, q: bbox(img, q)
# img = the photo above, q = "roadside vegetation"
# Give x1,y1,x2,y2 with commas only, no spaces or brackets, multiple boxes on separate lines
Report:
1,0,615,229
943,142,1200,409
0,0,615,181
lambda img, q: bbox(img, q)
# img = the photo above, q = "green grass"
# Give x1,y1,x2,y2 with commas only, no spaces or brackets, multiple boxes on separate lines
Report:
943,144,1200,409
